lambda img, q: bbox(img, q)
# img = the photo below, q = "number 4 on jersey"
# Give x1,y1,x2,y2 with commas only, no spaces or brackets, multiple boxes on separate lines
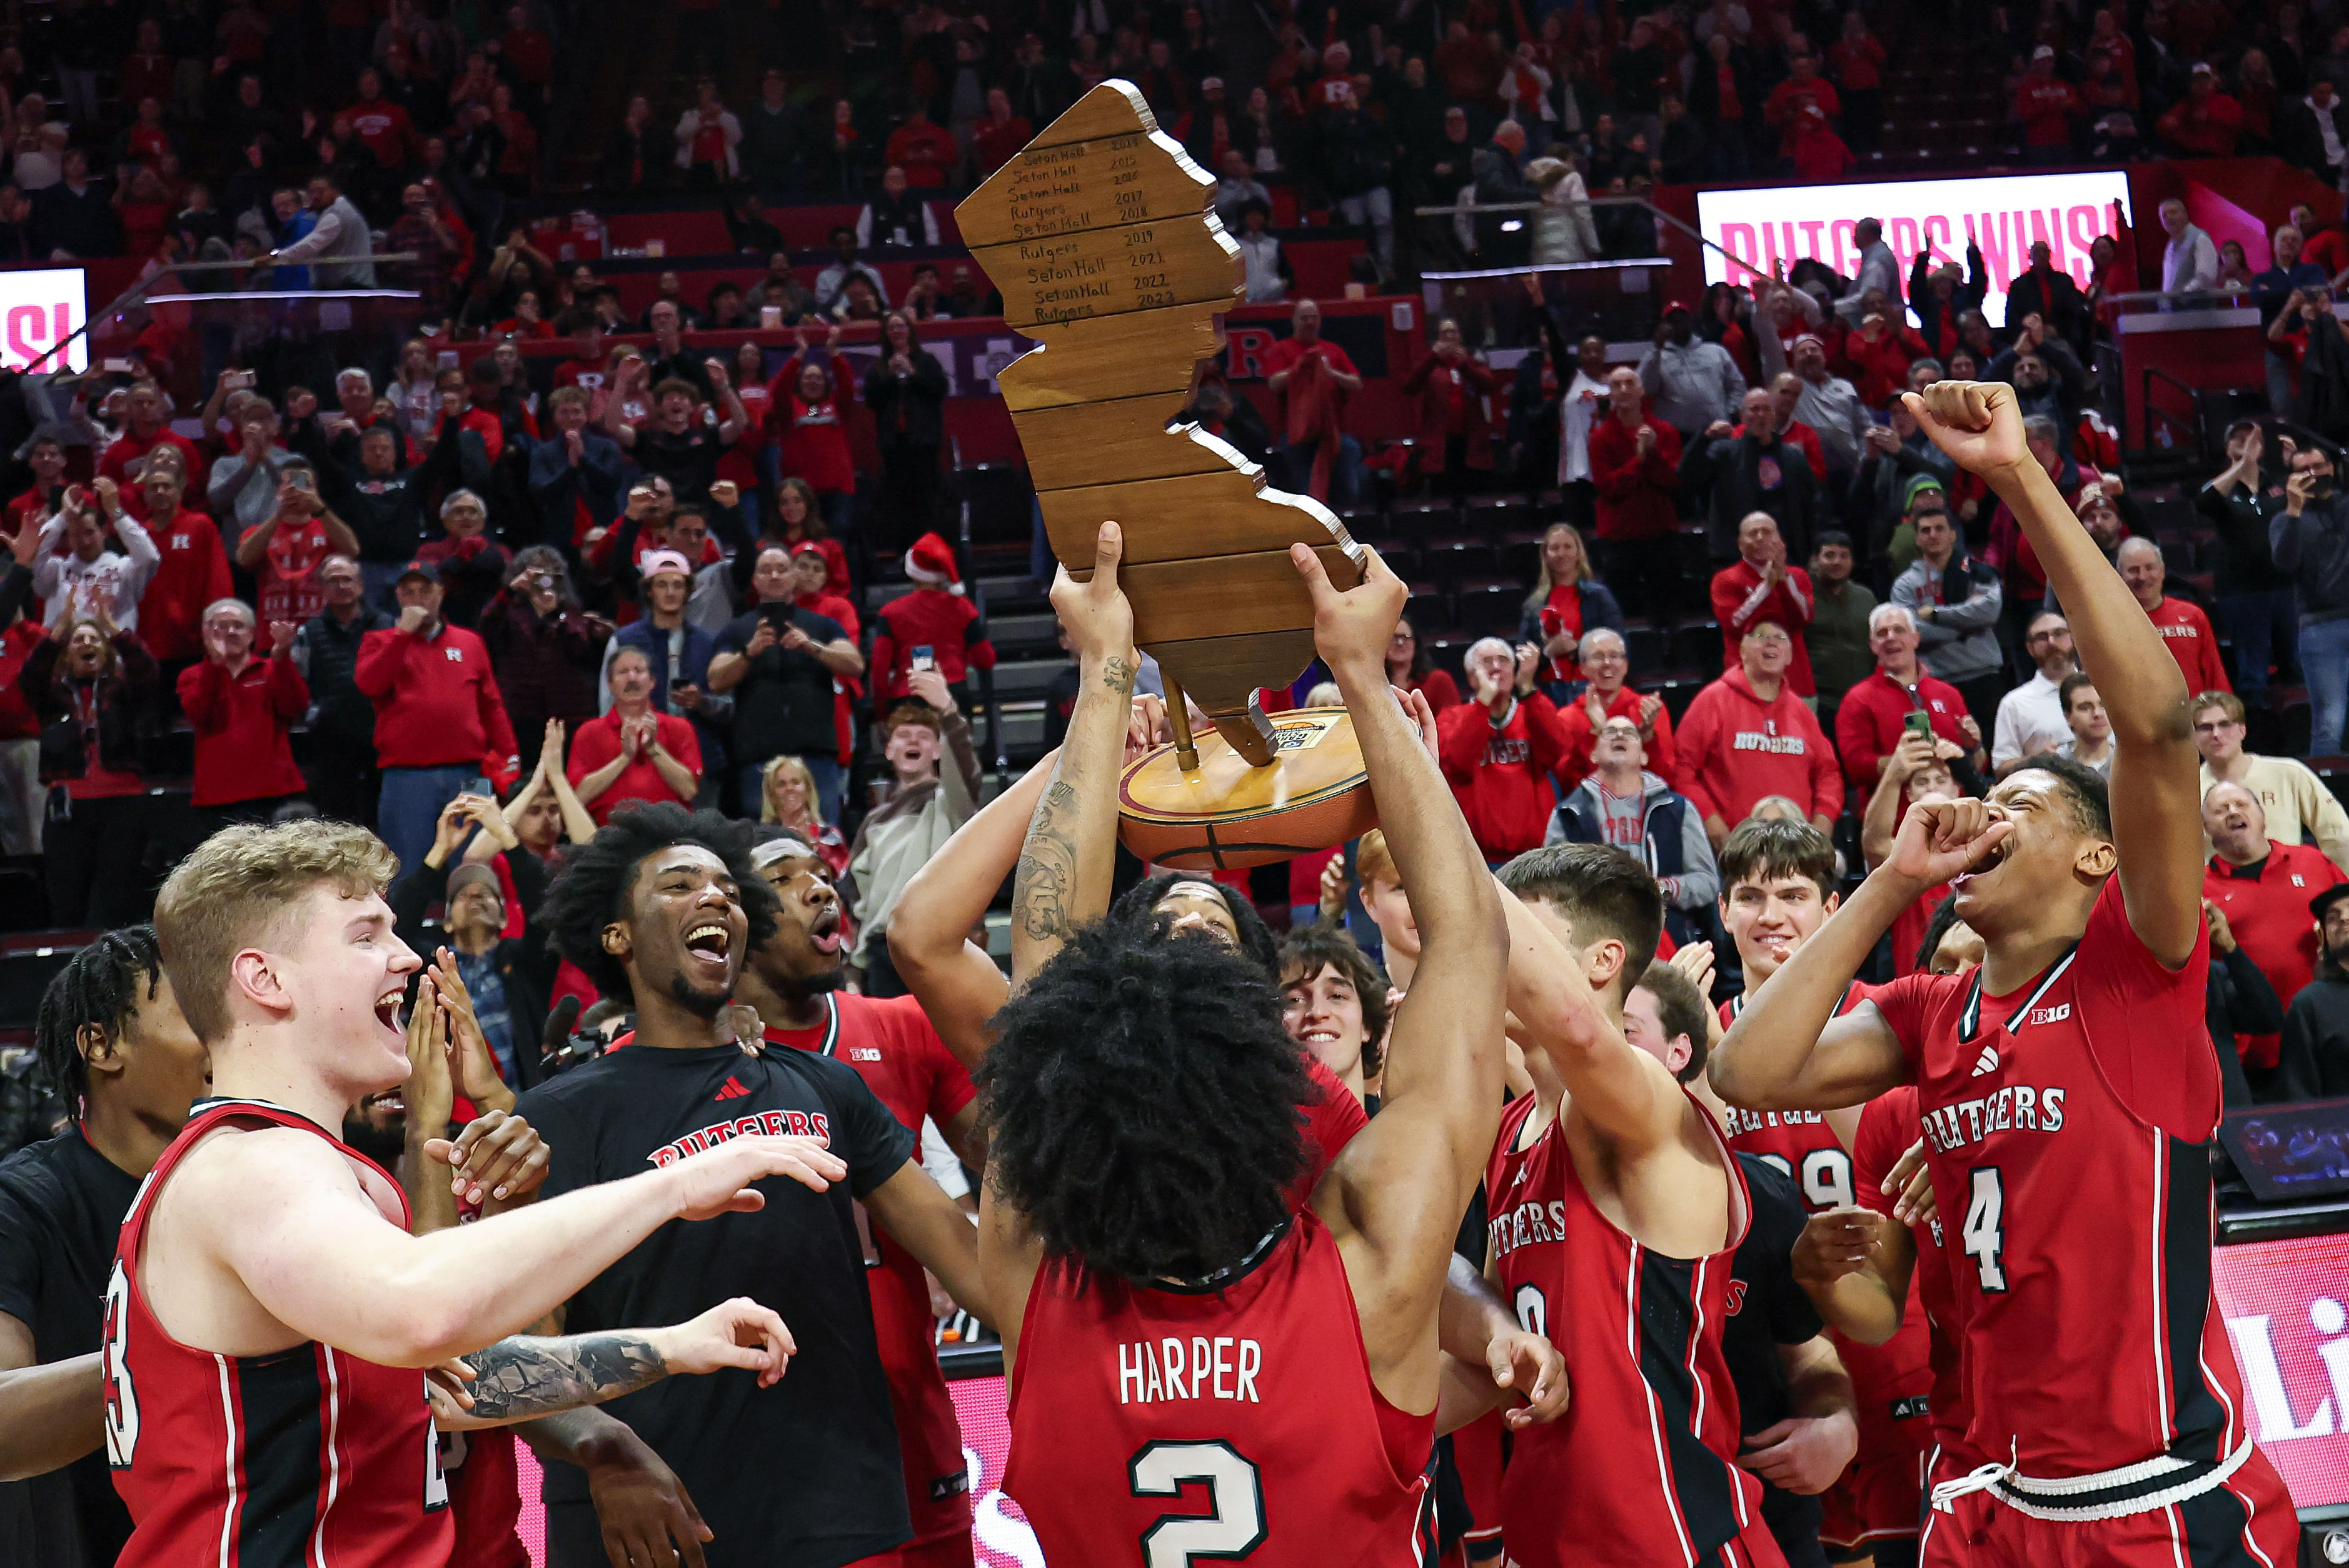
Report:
1130,1440,1265,1567
1962,1167,2008,1292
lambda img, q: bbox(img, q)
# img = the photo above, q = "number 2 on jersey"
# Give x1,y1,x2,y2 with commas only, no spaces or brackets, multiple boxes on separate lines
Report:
1129,1440,1265,1567
1961,1166,2008,1292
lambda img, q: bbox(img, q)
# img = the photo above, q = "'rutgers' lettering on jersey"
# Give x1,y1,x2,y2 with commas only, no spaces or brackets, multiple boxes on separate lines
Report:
1115,1337,1263,1405
1486,736,1530,766
1731,730,1808,754
1918,1085,2064,1153
648,1108,832,1165
1486,1197,1570,1261
1720,1107,1826,1137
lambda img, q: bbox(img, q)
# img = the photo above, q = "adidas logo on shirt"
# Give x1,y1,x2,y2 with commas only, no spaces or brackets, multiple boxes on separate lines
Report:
1970,1045,1999,1077
714,1076,750,1102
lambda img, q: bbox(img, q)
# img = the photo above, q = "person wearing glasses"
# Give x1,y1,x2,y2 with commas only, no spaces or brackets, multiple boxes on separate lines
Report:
2194,688,2349,867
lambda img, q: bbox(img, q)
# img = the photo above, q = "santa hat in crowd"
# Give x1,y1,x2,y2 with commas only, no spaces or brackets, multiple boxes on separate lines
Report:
903,532,964,595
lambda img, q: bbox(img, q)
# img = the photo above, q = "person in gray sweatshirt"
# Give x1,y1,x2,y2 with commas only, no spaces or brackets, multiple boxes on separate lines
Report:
845,668,983,997
1889,501,2006,735
1545,714,1719,944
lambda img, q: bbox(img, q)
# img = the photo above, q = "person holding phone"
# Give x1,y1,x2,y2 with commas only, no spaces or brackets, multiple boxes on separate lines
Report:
1831,602,1985,794
707,544,862,822
233,460,360,655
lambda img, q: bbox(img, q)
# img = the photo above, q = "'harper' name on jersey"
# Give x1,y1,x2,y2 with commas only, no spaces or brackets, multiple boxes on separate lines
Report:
1115,1336,1264,1405
648,1108,833,1166
1918,1083,2065,1154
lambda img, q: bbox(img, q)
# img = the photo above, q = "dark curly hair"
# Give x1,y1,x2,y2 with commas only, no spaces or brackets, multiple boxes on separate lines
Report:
543,804,778,1004
1107,871,1280,978
979,921,1312,1282
36,925,166,1108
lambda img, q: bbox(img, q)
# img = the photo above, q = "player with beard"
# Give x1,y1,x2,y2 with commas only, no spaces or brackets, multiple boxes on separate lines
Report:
972,523,1523,1564
732,827,992,1568
520,804,992,1568
112,820,838,1568
1714,382,2299,1567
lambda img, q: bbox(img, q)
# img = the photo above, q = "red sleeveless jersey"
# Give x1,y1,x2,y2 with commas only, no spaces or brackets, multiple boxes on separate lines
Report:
1854,1085,1970,1460
103,1098,455,1568
1718,983,1869,1211
1868,878,2270,1480
767,992,978,1543
1484,1091,1774,1568
1003,1210,1437,1567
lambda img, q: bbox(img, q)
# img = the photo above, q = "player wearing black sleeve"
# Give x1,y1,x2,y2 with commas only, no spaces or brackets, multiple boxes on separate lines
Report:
520,804,967,1568
0,928,207,1568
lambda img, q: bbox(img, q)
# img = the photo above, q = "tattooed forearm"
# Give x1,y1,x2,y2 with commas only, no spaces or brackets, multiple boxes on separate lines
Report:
458,1332,668,1422
1014,780,1080,941
1100,655,1135,695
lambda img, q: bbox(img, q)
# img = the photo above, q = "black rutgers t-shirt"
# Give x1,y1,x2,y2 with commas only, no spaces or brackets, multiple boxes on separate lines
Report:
1724,1152,1831,1568
0,1128,141,1568
515,1040,918,1568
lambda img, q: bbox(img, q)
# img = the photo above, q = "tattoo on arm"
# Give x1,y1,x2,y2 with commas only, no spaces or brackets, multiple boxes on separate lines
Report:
1100,655,1135,696
457,1332,668,1422
1014,780,1079,942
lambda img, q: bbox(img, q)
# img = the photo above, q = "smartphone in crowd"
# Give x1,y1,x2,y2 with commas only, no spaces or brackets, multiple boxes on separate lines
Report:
910,645,936,674
1903,710,1934,741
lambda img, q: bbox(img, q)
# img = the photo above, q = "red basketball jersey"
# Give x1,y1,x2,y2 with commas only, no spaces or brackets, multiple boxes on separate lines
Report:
1718,983,1868,1212
1485,1092,1776,1568
1003,1210,1437,1567
768,992,978,1542
104,1099,455,1568
1868,878,2268,1480
1854,1085,1971,1460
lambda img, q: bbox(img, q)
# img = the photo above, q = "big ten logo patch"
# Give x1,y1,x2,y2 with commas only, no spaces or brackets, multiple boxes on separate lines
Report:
1272,710,1344,753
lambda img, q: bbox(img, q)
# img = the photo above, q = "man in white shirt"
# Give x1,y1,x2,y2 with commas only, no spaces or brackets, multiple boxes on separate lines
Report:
34,478,159,630
1991,607,2078,772
1558,331,1610,486
2196,688,2349,865
2160,197,2220,294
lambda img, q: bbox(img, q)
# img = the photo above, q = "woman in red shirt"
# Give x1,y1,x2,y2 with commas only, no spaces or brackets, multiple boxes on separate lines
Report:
767,334,858,540
1384,616,1461,712
1516,521,1623,688
565,646,702,824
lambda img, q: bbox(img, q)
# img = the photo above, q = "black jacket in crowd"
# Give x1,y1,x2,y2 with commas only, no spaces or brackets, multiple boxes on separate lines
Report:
20,633,158,785
292,601,393,751
863,349,949,450
1680,429,1823,561
2280,966,2349,1103
2210,942,2285,1108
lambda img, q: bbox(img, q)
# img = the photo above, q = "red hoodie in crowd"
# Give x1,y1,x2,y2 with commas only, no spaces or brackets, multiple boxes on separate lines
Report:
1672,666,1844,827
1437,691,1572,861
353,618,519,775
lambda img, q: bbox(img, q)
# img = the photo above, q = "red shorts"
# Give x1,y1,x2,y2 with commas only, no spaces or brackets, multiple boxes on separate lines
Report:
1450,1410,1506,1558
1817,1407,1931,1550
1920,1444,2297,1568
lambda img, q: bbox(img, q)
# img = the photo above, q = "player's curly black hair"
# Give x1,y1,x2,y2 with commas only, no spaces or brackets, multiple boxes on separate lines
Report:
35,925,166,1109
542,804,779,1004
1106,870,1280,978
978,919,1313,1282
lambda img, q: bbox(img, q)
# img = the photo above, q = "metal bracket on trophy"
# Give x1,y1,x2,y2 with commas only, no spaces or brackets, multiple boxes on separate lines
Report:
955,81,1378,868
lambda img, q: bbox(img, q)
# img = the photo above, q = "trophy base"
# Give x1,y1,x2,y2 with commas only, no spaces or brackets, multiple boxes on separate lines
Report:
1115,706,1377,870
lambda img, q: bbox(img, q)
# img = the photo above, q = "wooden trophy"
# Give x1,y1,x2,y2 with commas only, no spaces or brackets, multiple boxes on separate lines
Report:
957,81,1379,869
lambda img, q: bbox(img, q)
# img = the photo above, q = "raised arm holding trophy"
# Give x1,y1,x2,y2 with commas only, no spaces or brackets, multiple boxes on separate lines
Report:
957,81,1379,867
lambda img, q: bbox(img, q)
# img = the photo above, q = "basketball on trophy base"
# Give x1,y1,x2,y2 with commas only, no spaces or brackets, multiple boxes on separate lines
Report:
956,81,1377,868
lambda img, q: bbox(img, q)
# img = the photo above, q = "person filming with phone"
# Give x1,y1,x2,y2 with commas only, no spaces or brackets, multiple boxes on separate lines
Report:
707,543,862,822
2273,439,2349,755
